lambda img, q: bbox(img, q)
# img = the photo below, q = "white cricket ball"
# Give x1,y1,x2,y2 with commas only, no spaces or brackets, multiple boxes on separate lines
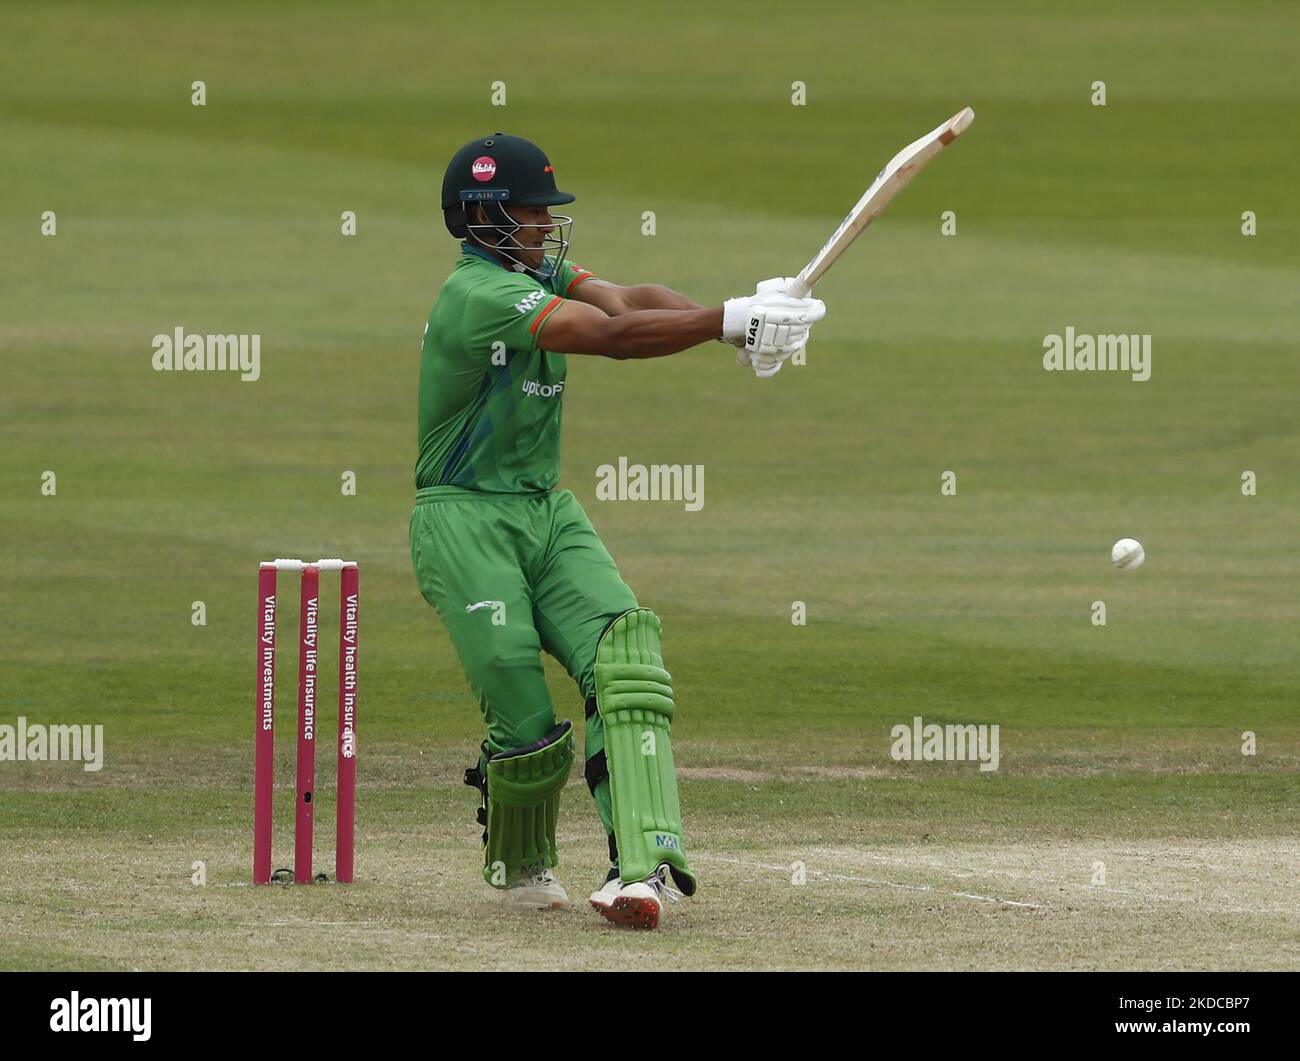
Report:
1111,537,1145,571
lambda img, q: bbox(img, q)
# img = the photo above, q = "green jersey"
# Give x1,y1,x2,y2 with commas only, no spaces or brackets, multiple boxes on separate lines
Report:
415,243,595,493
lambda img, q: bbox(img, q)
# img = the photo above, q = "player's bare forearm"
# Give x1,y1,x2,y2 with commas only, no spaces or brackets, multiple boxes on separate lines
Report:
572,278,701,316
617,284,702,312
540,301,722,360
599,305,721,359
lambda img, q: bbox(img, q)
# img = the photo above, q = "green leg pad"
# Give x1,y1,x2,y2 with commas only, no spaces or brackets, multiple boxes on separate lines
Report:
483,721,574,888
595,609,697,895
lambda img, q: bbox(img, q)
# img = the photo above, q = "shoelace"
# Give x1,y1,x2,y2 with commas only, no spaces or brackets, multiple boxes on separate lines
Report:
648,869,683,904
515,862,554,887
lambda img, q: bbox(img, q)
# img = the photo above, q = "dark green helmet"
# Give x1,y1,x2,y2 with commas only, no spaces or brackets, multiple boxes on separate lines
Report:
441,133,575,280
441,133,575,217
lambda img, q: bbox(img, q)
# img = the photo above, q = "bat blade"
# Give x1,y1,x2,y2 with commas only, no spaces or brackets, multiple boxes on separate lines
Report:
787,107,974,299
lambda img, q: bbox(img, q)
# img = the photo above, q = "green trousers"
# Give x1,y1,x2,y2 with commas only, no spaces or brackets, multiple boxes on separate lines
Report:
410,486,637,839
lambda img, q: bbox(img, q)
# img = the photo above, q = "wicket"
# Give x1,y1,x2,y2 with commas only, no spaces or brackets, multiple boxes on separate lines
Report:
254,558,359,884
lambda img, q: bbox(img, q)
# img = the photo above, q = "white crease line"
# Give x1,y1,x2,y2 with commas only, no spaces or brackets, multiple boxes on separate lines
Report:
953,892,1040,909
694,854,1042,910
836,850,1288,914
697,854,926,891
266,920,379,927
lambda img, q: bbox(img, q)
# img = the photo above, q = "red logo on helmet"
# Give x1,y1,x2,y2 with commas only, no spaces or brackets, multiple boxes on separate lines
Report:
471,156,497,181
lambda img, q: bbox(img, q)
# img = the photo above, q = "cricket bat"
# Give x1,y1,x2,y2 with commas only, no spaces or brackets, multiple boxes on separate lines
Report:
787,106,975,299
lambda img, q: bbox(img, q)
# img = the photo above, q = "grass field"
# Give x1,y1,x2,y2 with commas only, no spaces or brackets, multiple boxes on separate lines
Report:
2,0,1297,970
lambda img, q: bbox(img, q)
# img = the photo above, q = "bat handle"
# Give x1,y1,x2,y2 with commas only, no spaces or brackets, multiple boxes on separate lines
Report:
786,275,812,299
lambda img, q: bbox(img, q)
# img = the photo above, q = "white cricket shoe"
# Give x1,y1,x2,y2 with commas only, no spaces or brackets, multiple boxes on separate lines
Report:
589,868,622,910
590,864,680,930
505,865,570,909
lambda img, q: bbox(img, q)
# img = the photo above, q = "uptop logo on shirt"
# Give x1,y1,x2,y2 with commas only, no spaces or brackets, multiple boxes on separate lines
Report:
522,379,564,399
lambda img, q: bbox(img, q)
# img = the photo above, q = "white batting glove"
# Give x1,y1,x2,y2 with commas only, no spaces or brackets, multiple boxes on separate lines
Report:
745,293,824,350
722,293,825,377
722,292,825,346
720,278,803,349
750,333,808,378
755,276,801,296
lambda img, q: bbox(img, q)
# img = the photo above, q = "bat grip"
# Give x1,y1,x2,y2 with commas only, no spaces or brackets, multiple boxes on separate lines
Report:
787,275,812,299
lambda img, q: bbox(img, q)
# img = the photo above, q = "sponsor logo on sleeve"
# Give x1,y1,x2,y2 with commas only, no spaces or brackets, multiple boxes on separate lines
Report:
513,289,547,314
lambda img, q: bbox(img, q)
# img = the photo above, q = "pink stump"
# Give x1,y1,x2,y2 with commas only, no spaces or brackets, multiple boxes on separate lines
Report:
295,565,320,884
336,564,359,883
253,565,278,884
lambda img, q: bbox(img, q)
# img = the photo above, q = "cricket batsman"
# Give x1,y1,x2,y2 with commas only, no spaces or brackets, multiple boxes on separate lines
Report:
410,133,826,929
